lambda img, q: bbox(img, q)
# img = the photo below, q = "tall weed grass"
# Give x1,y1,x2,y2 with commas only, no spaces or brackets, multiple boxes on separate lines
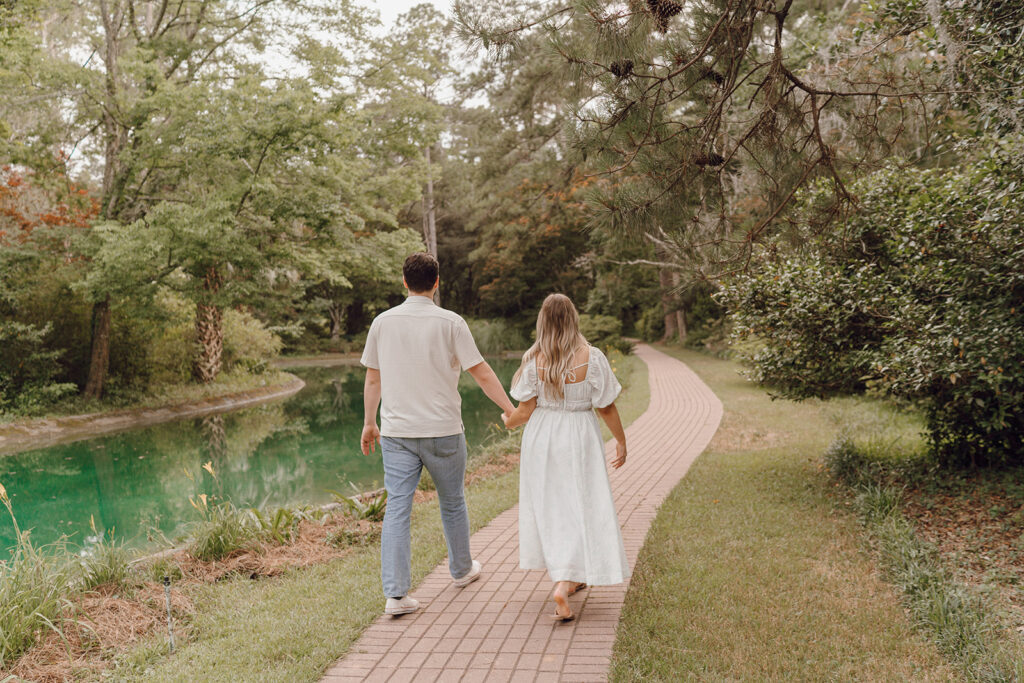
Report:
0,486,75,668
831,441,1024,681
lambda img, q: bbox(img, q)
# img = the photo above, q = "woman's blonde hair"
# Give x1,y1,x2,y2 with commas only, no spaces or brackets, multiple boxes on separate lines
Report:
513,293,587,400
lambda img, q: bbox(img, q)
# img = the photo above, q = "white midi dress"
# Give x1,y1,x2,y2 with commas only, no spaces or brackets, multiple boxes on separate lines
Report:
510,346,630,586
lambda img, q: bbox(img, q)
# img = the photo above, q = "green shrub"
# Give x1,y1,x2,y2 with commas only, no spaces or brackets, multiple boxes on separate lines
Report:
145,291,195,386
0,321,77,416
636,305,664,343
823,435,874,486
579,314,632,354
465,318,528,355
723,138,1024,467
148,291,282,384
222,308,282,371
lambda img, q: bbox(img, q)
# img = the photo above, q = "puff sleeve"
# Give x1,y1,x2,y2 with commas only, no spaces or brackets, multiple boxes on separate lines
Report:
510,359,539,402
589,347,623,409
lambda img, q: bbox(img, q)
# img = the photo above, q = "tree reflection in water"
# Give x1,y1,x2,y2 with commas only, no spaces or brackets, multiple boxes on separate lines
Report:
0,361,517,558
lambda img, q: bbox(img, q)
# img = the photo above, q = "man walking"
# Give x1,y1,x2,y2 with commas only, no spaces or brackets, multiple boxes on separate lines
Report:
360,252,515,616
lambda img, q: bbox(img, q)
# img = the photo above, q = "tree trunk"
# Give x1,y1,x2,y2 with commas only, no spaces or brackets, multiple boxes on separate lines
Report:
328,304,343,342
194,268,223,383
83,298,112,399
84,2,124,400
423,144,441,306
659,267,678,342
672,272,687,343
423,148,438,257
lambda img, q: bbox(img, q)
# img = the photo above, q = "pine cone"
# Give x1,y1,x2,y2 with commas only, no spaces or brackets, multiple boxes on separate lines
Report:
610,60,634,78
694,152,725,167
646,0,683,32
699,66,725,85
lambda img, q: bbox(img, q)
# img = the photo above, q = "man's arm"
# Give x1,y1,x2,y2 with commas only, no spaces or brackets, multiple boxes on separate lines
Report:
361,368,382,455
466,361,515,416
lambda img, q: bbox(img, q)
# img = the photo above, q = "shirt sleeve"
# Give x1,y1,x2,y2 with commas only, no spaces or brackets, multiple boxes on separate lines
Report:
589,347,623,409
510,359,539,401
452,318,485,371
360,319,380,369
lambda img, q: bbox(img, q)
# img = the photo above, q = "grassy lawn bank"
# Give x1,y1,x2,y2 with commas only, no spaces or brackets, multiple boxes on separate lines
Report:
105,350,649,681
610,348,955,681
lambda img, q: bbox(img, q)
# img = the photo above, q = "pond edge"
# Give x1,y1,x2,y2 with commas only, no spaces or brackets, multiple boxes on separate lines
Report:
0,374,306,457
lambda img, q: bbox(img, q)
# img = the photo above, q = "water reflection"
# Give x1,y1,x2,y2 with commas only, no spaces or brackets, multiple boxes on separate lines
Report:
0,361,517,558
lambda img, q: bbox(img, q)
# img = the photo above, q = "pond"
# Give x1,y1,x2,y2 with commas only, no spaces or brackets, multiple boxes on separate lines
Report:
0,360,519,560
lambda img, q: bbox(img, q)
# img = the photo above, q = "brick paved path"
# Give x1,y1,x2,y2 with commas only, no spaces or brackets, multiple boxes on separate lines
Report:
322,344,723,682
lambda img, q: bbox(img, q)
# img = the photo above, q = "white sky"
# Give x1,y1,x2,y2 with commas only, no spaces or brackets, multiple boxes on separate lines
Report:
373,0,452,28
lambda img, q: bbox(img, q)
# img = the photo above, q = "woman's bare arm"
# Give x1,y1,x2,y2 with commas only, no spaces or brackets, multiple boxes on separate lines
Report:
596,402,627,468
502,397,537,429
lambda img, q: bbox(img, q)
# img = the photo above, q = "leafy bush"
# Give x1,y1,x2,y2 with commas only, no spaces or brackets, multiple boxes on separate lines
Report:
722,138,1024,467
148,291,282,384
465,318,528,355
0,321,78,415
636,305,665,343
823,435,872,486
146,291,195,385
578,314,632,354
222,308,282,371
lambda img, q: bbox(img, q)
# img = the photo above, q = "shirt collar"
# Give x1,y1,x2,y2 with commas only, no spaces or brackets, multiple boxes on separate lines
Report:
405,294,436,305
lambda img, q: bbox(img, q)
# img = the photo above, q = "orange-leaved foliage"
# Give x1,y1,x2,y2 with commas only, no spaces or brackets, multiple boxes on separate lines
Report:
0,158,99,251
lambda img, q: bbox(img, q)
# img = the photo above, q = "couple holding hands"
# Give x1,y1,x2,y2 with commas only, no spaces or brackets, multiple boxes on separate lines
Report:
360,252,629,622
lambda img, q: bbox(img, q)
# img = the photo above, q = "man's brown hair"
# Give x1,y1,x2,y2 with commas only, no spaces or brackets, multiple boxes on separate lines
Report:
403,252,439,293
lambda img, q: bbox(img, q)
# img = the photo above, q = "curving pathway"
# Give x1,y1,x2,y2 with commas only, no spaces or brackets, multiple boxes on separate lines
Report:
321,344,723,682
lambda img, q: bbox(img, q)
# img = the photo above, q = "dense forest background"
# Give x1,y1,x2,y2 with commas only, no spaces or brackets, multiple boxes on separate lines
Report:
1,0,1021,465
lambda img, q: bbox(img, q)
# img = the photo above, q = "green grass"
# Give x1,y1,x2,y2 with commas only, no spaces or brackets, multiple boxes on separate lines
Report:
115,472,520,682
109,349,651,681
610,348,955,681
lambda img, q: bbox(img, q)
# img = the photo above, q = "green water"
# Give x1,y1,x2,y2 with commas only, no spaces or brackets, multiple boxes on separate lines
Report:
0,361,518,559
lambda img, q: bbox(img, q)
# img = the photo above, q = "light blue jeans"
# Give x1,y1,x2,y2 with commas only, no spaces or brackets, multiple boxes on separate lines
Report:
380,434,473,598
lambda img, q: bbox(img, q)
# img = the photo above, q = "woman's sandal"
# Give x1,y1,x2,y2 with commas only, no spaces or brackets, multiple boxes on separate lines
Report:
567,582,587,596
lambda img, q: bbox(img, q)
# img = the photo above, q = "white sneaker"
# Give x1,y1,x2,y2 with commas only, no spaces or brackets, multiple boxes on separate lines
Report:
453,560,482,588
384,596,420,616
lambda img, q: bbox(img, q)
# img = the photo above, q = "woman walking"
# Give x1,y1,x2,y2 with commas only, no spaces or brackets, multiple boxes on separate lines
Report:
501,294,630,621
